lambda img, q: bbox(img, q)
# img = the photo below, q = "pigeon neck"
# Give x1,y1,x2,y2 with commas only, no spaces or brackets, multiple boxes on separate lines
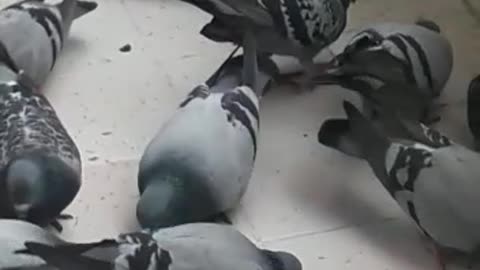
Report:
137,169,218,229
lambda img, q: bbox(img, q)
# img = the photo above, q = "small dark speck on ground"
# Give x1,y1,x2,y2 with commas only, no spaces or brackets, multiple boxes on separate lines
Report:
100,196,106,201
318,256,326,260
276,169,280,174
88,156,99,161
303,133,308,138
101,131,112,136
119,44,132,53
181,54,197,59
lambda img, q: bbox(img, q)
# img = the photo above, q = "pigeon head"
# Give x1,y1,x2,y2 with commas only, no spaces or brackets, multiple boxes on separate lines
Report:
262,250,302,270
136,170,218,229
5,152,80,226
330,47,413,87
56,0,98,37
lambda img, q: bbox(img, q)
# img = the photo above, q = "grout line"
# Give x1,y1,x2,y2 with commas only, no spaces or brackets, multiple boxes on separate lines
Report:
259,217,399,245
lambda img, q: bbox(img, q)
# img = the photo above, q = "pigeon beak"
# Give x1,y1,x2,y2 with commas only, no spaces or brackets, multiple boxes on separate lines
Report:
310,58,345,85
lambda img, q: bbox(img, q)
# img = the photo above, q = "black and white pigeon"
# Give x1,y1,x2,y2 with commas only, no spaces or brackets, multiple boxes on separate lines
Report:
467,74,480,151
320,100,480,269
0,0,98,88
136,38,278,229
18,223,302,270
0,61,81,232
178,0,355,90
314,19,452,112
0,219,64,269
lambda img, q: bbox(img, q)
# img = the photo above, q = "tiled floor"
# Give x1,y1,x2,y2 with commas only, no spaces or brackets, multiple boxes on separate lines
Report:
15,0,480,269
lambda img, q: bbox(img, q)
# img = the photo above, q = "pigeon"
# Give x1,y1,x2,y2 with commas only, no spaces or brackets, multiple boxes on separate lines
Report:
0,0,98,88
0,62,81,232
316,20,453,159
313,19,452,114
467,74,480,151
0,219,64,269
320,100,480,269
178,0,355,90
136,40,279,229
18,223,302,270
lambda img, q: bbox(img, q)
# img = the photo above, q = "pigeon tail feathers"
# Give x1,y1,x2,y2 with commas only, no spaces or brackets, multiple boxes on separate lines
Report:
19,242,114,270
342,101,391,163
317,118,364,159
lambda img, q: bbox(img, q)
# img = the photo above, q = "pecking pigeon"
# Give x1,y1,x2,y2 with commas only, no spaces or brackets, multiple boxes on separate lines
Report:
320,100,480,269
467,74,480,151
314,19,452,119
178,0,356,90
136,43,278,229
316,19,453,96
0,62,81,232
0,0,98,88
0,219,64,269
18,223,302,270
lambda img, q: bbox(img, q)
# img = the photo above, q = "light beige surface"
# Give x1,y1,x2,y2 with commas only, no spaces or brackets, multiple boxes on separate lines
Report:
7,0,480,269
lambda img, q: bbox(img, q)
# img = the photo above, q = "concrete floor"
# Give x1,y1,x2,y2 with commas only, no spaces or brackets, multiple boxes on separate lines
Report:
15,0,480,269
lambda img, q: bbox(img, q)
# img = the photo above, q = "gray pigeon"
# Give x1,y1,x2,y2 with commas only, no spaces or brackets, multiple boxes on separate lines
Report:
18,223,302,270
467,74,480,151
178,0,355,90
313,19,452,118
0,62,81,232
0,0,98,88
136,42,278,229
320,100,480,269
0,219,63,269
317,19,453,97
